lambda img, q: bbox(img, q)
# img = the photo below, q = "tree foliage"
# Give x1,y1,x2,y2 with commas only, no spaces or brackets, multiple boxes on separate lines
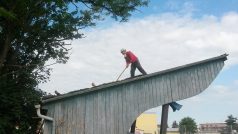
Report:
225,115,237,126
224,115,238,133
220,115,238,134
0,0,148,133
179,117,197,134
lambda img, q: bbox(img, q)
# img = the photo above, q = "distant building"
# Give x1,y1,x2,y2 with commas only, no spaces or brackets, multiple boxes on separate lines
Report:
157,124,179,134
136,113,159,134
166,128,179,134
198,123,227,134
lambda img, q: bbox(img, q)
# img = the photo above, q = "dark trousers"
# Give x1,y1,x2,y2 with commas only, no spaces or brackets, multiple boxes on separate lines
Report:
130,60,147,77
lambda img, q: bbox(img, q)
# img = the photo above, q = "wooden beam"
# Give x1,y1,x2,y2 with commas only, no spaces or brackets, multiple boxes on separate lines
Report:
160,104,169,134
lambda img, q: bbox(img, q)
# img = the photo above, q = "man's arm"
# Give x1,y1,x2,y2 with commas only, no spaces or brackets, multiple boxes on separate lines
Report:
124,54,130,68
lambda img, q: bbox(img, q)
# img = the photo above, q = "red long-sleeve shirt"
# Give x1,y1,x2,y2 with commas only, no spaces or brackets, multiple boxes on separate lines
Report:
124,51,138,64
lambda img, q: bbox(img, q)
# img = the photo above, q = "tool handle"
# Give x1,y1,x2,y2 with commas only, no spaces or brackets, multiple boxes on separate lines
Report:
116,67,127,81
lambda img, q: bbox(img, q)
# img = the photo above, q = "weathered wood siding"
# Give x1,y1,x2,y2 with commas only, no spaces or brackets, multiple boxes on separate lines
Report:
42,56,226,134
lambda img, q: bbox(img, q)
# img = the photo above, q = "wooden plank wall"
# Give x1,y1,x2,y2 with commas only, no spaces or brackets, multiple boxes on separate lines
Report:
43,60,224,134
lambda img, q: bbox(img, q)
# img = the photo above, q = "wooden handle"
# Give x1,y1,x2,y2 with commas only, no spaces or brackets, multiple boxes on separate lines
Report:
116,67,127,81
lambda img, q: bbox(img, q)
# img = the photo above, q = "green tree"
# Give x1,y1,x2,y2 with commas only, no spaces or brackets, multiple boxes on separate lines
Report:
179,117,197,134
0,0,148,133
220,115,238,134
225,115,238,133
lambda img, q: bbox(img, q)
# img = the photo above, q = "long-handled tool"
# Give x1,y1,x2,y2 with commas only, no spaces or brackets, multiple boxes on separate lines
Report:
116,67,127,81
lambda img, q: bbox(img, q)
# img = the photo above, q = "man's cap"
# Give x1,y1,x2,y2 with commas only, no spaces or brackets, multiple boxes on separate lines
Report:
121,48,126,53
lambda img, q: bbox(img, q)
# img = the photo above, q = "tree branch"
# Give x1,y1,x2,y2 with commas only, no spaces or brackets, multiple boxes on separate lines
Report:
0,62,58,78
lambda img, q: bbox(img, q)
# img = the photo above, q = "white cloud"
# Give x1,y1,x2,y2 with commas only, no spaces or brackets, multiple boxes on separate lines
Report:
40,12,238,95
180,2,197,15
147,84,238,125
234,80,238,86
197,85,238,104
165,1,197,16
169,84,238,124
166,0,180,10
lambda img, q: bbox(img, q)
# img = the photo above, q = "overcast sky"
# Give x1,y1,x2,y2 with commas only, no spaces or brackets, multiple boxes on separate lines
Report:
40,0,238,126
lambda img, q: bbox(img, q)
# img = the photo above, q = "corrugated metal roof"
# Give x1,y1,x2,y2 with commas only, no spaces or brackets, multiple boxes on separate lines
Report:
42,54,228,104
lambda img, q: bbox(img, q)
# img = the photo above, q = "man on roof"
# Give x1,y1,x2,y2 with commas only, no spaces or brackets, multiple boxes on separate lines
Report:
121,49,147,77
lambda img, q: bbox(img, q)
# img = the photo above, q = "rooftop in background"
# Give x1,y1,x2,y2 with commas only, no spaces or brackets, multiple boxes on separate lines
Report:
198,123,227,133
